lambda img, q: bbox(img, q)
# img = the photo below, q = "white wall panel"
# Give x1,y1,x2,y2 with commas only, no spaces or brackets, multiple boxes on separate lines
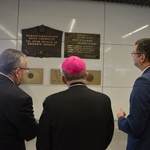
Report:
18,1,105,41
103,44,141,87
103,87,131,120
0,40,17,53
0,0,18,39
105,3,150,45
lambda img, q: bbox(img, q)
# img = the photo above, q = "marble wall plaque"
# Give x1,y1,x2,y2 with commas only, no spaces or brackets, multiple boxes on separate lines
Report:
22,68,43,84
22,25,63,58
50,69,101,85
50,69,63,84
86,70,101,85
64,32,100,59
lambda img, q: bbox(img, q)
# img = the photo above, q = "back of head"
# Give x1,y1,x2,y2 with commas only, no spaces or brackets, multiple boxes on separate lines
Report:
0,49,26,74
60,56,86,81
135,38,150,61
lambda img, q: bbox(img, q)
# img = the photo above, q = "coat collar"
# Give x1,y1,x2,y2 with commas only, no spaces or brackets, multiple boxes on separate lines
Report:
69,82,86,88
0,73,15,84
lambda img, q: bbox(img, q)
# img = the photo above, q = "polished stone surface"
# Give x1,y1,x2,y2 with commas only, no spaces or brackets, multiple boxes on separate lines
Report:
107,127,127,150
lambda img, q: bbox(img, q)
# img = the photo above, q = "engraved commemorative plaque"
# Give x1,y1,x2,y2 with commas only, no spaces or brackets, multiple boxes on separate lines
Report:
85,70,101,85
50,69,63,84
50,69,101,85
22,25,63,58
21,68,43,84
64,33,100,59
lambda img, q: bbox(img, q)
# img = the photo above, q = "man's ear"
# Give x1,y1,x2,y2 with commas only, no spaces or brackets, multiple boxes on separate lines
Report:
14,68,20,77
61,75,67,85
85,71,88,79
141,54,146,62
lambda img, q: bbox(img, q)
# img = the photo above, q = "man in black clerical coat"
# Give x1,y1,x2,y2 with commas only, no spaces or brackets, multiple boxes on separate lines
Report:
36,56,114,150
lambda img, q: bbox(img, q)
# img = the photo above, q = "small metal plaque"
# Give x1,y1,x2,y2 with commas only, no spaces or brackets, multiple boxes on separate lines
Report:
64,33,100,59
50,69,101,85
50,69,63,84
22,68,43,84
22,25,63,58
85,70,101,85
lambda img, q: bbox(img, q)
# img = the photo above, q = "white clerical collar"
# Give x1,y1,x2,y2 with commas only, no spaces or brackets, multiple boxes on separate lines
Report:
0,72,15,84
68,82,86,88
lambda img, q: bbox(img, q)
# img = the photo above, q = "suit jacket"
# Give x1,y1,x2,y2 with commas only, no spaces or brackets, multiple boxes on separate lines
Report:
0,74,38,150
118,67,150,150
36,82,114,150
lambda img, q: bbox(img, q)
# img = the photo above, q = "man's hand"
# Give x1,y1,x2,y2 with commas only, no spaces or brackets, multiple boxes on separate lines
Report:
117,108,126,119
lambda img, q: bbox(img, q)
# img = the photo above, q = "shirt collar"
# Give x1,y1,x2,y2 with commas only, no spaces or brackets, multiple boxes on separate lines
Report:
142,66,150,74
0,72,15,84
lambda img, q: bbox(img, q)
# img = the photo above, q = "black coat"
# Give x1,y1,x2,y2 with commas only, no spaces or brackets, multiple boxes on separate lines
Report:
36,83,114,150
0,74,38,150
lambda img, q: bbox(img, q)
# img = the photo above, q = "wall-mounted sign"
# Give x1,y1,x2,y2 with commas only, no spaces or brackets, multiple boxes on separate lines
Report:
22,25,63,58
64,33,100,59
50,69,63,84
85,70,101,85
22,68,43,84
50,69,101,85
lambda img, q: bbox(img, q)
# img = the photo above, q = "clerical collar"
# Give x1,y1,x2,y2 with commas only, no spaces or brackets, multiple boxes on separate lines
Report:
69,82,86,88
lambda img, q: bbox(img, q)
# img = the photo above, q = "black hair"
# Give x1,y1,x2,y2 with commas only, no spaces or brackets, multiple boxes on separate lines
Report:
135,38,150,61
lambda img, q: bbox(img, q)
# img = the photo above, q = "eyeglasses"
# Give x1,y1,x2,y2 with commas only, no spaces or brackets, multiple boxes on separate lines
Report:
131,52,142,56
13,67,30,72
20,67,30,72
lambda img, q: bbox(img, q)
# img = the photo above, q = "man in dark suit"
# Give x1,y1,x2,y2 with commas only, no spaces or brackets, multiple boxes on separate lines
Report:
36,56,114,150
117,38,150,150
0,49,38,150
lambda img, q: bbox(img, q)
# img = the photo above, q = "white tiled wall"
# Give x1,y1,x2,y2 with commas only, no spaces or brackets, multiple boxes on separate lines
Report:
0,0,149,120
105,3,150,45
103,44,141,87
0,0,18,40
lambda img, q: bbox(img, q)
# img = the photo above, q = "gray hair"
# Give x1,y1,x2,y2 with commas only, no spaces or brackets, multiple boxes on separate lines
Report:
61,69,86,81
0,49,26,74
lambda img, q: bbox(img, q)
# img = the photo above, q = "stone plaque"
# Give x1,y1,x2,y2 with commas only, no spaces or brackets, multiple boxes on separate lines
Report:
85,70,101,85
22,25,63,58
50,69,63,84
50,69,101,85
22,68,43,84
64,33,100,59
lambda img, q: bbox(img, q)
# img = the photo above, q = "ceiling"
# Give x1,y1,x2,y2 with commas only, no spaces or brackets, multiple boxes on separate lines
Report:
93,0,150,7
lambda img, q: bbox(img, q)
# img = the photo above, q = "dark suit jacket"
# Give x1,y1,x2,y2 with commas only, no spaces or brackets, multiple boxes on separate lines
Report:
0,74,38,150
36,82,114,150
118,67,150,150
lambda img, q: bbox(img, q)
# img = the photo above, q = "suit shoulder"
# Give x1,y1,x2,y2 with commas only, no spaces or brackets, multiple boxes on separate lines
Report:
43,90,66,104
8,84,31,100
88,88,110,98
